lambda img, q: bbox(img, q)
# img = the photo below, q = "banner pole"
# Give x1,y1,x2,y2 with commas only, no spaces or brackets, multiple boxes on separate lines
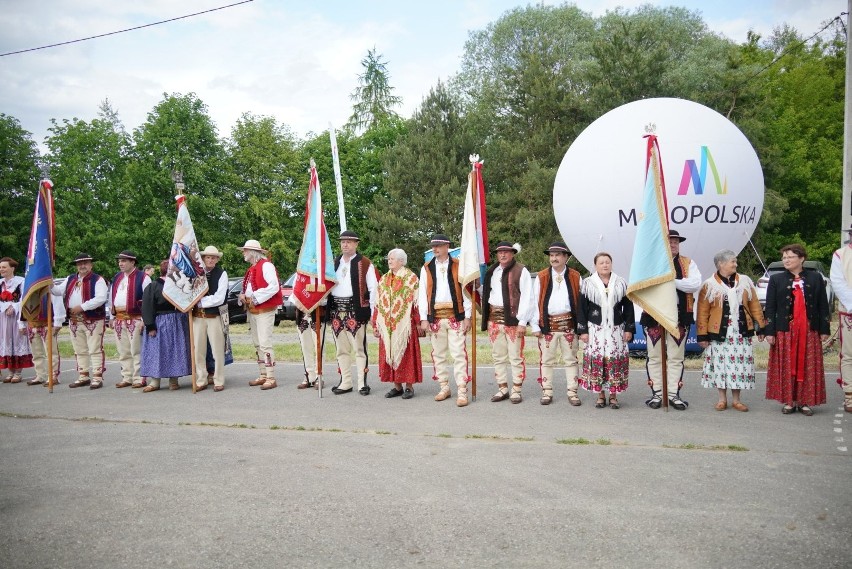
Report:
46,294,54,393
316,306,323,398
661,330,669,412
189,311,197,393
471,308,477,401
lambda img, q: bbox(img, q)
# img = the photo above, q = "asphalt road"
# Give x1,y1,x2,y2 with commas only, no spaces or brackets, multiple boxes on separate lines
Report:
1,360,849,569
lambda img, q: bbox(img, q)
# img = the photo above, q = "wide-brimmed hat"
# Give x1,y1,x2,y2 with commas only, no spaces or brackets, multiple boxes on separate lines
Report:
238,239,267,253
71,252,94,265
339,230,360,242
668,230,686,242
495,241,520,253
115,250,137,262
199,245,223,258
429,234,452,247
543,241,570,255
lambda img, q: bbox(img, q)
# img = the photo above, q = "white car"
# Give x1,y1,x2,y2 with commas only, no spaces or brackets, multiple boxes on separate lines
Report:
754,260,834,313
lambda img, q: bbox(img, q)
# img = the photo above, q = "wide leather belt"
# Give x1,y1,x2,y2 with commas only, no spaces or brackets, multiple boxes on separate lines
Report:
488,306,506,324
549,312,574,332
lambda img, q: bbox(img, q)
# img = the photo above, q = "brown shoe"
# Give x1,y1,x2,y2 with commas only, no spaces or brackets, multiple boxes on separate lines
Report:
213,385,225,392
491,391,509,402
195,383,207,392
142,385,160,392
249,377,267,387
1,376,11,383
131,382,144,388
261,380,277,390
510,391,522,404
89,380,103,390
207,374,214,385
10,375,22,383
714,401,727,411
69,378,91,388
27,378,44,385
115,381,133,388
297,379,311,389
845,401,852,414
169,382,180,391
434,388,451,401
732,401,748,412
540,394,553,405
567,395,582,407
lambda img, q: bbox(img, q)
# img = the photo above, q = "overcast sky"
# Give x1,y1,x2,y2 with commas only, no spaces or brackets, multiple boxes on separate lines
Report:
0,0,845,148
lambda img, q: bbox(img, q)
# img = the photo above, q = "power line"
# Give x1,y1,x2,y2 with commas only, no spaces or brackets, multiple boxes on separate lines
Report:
0,0,254,58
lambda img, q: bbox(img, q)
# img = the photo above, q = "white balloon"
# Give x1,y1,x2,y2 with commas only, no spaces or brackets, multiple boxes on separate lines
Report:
554,98,764,279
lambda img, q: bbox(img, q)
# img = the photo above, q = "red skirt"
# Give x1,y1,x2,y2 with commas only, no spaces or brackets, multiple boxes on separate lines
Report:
378,311,423,384
765,329,826,406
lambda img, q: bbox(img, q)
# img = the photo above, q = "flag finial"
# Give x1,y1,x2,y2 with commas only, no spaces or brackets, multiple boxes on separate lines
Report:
644,123,657,134
310,158,316,169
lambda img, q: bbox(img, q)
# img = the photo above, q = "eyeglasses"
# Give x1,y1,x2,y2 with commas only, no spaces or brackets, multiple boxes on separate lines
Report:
781,255,801,260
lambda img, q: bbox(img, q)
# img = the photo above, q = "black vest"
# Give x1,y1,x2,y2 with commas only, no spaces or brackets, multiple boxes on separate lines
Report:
202,266,225,315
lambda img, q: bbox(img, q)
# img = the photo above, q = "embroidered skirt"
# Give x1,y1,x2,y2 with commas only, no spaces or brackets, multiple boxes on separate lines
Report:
0,310,33,370
701,318,755,390
579,323,629,393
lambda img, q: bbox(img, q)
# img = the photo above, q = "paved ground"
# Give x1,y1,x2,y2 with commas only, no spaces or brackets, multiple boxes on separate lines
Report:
1,360,850,569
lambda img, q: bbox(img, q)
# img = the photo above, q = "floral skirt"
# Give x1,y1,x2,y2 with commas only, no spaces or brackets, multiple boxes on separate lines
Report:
579,323,629,393
701,318,755,390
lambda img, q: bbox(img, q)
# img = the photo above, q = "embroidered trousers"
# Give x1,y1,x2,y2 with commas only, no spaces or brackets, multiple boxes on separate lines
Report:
113,317,144,385
69,319,105,378
538,330,579,396
428,318,469,389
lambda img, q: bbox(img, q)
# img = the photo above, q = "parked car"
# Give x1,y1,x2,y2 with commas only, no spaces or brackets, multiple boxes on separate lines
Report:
755,260,834,314
226,276,289,325
276,272,297,323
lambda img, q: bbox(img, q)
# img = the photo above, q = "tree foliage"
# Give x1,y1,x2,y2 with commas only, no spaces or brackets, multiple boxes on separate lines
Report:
0,114,40,259
346,48,403,133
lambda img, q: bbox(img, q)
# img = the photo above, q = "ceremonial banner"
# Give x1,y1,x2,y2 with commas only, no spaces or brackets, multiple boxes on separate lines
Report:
21,179,56,320
626,135,679,337
459,155,490,311
292,161,338,313
162,195,208,311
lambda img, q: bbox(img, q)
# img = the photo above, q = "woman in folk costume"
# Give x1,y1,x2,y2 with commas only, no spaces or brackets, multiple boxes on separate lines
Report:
764,244,830,416
575,252,635,409
696,250,766,412
373,248,423,399
0,257,33,382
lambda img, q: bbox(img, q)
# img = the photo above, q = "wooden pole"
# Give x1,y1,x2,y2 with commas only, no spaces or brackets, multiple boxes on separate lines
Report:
471,307,477,400
661,329,669,412
316,306,323,398
189,311,196,393
46,294,54,394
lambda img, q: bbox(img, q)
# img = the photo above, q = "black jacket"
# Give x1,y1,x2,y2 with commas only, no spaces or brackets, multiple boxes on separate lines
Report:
763,269,830,336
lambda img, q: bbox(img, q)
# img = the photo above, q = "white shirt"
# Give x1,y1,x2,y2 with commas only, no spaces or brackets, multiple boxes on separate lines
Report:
331,255,378,310
675,258,702,294
417,259,472,320
200,269,229,308
52,273,108,312
488,264,533,326
830,246,852,311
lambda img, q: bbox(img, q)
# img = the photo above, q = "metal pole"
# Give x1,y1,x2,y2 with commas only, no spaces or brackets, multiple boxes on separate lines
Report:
842,2,852,242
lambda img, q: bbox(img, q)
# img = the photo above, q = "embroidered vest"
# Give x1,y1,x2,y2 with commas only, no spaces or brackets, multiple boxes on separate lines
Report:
334,253,373,322
64,272,106,320
536,267,581,333
482,259,523,329
110,268,146,316
423,257,465,322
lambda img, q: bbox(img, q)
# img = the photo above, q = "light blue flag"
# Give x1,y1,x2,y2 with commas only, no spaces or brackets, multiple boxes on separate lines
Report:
627,135,679,337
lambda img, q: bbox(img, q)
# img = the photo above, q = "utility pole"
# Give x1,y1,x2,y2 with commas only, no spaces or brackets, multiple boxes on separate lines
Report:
842,2,852,243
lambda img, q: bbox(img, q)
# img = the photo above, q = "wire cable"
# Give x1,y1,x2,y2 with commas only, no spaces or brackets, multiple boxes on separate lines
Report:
0,0,254,57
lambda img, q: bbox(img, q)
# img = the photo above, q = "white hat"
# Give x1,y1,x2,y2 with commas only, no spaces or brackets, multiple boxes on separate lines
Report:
199,245,223,258
238,239,267,253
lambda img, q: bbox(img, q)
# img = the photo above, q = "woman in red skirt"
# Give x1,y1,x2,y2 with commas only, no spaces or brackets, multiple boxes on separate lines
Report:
764,244,831,415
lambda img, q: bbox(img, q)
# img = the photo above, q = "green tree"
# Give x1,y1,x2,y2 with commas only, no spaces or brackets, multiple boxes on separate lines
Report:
125,93,226,272
44,101,132,277
346,48,403,133
0,114,40,260
368,82,472,261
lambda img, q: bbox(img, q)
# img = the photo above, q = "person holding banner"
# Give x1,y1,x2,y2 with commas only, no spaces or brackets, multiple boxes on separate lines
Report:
530,242,583,406
329,230,378,395
192,246,228,392
52,253,108,389
238,239,282,391
24,293,65,386
1,257,33,382
418,234,471,407
641,230,701,410
764,244,830,416
141,260,192,392
296,306,324,389
374,248,423,399
482,241,533,404
109,250,150,389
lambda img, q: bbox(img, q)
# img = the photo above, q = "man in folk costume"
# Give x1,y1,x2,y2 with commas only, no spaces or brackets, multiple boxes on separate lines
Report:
482,241,533,404
51,253,109,389
830,227,852,414
530,241,583,406
296,305,324,390
418,234,472,407
328,230,378,395
641,230,701,410
238,239,282,390
109,250,150,388
24,293,66,386
192,246,228,392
